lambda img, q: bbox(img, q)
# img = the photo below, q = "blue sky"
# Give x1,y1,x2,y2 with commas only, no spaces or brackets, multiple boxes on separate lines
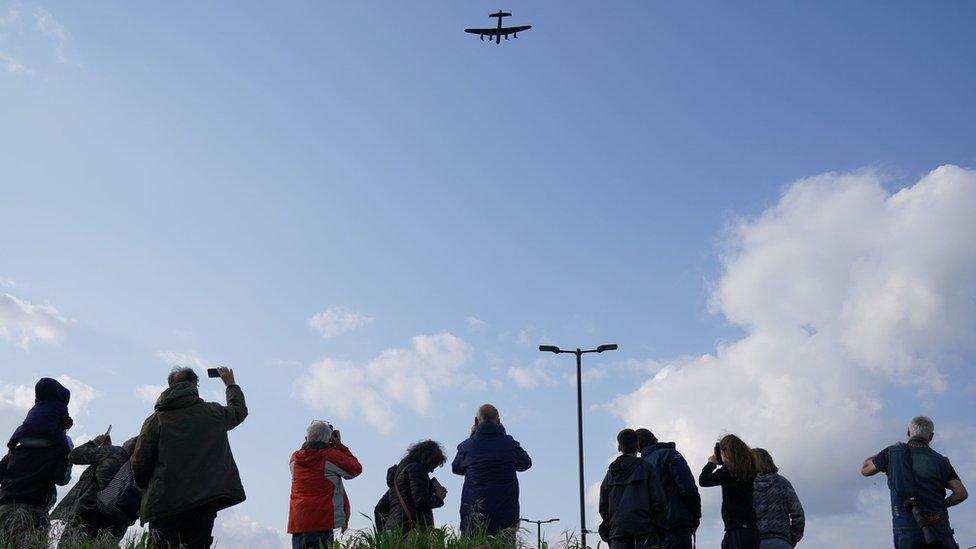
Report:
2,1,976,547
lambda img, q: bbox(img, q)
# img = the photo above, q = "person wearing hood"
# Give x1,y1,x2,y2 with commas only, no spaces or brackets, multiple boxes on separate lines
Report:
385,440,448,533
287,420,362,549
131,366,248,548
52,433,141,542
374,464,398,531
636,428,701,549
751,449,804,548
598,429,668,548
452,404,532,537
0,378,74,544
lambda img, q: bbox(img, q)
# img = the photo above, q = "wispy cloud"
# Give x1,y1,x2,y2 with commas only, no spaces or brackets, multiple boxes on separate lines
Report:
309,307,373,338
465,315,486,330
0,291,74,350
155,350,215,370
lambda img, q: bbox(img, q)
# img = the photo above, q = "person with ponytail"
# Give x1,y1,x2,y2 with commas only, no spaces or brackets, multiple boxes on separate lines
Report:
699,434,760,549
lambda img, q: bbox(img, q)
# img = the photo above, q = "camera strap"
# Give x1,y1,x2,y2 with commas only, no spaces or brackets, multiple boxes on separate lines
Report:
902,442,919,500
393,464,416,530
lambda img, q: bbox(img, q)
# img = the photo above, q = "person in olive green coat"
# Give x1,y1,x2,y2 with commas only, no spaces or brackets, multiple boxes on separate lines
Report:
131,366,247,549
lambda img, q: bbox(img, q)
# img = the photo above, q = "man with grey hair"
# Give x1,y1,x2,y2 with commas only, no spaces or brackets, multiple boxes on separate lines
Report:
453,403,532,538
287,420,361,549
862,416,968,549
132,366,247,548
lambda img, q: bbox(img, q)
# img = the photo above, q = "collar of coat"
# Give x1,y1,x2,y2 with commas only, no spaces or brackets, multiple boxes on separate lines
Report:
473,422,506,437
154,382,204,411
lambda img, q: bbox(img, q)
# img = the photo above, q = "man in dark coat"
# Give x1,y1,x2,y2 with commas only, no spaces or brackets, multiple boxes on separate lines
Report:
636,428,701,549
131,366,248,548
52,433,138,542
599,429,668,549
452,404,532,536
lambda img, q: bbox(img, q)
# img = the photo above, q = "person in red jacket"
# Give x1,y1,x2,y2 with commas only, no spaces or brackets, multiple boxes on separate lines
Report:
288,420,362,549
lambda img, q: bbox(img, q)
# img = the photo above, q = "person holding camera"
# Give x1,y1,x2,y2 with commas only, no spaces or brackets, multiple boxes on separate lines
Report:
751,448,804,548
452,404,532,538
131,366,248,548
287,420,362,549
386,440,448,533
699,434,760,549
861,416,968,549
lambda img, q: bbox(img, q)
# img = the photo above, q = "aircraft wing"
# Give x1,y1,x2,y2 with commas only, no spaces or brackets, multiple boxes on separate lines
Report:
465,25,532,36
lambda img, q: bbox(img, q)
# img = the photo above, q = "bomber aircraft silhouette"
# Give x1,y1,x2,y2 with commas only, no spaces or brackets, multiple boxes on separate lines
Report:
465,11,532,44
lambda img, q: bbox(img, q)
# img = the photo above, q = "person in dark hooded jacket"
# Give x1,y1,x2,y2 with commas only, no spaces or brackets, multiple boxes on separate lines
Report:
374,464,398,531
0,377,74,544
452,404,531,536
599,429,668,548
385,440,447,533
7,377,73,450
637,428,701,549
131,366,247,549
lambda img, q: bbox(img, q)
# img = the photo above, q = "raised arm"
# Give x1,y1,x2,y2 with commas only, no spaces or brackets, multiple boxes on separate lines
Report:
68,437,114,465
861,456,879,477
698,462,726,487
326,444,363,480
513,441,532,472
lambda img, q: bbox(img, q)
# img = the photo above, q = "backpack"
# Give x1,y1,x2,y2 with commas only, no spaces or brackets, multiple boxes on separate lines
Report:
95,460,142,525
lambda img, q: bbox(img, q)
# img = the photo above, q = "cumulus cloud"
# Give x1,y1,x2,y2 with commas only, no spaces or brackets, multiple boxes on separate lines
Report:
309,307,373,338
211,512,288,548
296,333,473,434
607,166,976,538
0,292,74,350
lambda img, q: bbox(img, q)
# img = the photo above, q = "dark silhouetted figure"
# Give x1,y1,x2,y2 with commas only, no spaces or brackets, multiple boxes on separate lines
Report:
465,11,532,44
700,434,760,549
598,428,668,548
386,440,448,533
636,428,701,549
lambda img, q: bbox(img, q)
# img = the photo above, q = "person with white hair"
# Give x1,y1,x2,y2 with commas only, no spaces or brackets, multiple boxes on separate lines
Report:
287,420,362,549
861,416,968,549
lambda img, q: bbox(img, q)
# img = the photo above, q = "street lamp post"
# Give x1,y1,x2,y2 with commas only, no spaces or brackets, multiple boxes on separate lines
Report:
538,343,617,549
520,517,560,549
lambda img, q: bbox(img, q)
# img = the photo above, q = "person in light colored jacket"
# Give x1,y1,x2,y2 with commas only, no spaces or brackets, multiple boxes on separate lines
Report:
752,448,804,548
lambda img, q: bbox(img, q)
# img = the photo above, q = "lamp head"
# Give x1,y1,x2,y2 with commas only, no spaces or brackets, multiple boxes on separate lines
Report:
596,344,618,353
538,345,560,353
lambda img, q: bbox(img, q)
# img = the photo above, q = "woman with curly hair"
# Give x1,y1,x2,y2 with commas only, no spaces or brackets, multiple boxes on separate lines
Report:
385,440,448,533
700,434,760,549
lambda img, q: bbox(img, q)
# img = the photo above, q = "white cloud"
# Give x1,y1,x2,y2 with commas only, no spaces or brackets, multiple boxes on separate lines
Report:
0,278,15,288
607,166,976,536
155,350,215,370
32,7,66,63
0,292,74,350
135,384,167,405
211,511,288,548
296,333,473,434
466,316,487,330
507,361,558,389
309,307,373,338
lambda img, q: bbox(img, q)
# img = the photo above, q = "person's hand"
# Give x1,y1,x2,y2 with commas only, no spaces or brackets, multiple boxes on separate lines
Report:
707,454,719,464
217,367,236,387
331,429,342,445
435,485,448,500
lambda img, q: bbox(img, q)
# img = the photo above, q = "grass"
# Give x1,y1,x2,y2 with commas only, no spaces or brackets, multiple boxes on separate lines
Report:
2,522,598,549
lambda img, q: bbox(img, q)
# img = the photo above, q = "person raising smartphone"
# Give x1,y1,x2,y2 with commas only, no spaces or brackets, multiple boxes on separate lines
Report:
700,434,760,549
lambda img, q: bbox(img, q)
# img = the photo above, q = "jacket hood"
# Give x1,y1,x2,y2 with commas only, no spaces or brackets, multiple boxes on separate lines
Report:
35,377,70,405
608,454,647,484
754,473,782,492
640,441,675,456
154,382,203,411
386,464,398,488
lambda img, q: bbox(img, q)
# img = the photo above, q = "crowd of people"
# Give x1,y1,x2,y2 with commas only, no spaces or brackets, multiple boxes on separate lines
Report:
0,369,968,549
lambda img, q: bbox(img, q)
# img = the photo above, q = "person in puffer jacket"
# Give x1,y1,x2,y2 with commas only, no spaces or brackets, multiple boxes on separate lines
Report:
751,449,804,548
373,464,398,531
288,421,362,549
385,440,448,533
